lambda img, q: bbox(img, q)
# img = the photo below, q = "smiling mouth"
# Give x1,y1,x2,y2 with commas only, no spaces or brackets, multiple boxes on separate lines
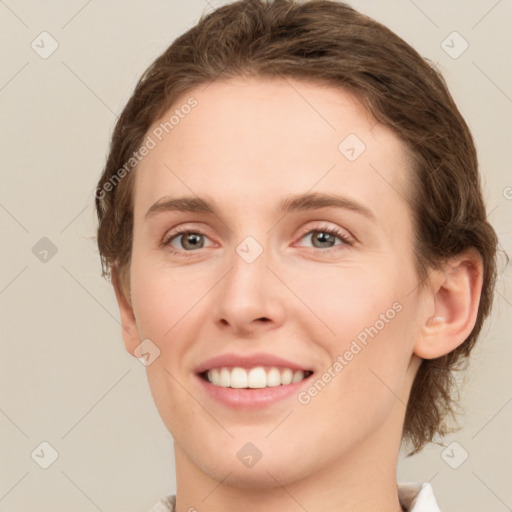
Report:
199,366,314,389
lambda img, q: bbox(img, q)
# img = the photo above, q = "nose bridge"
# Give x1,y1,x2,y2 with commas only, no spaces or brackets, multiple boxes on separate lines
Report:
228,234,271,307
213,232,285,328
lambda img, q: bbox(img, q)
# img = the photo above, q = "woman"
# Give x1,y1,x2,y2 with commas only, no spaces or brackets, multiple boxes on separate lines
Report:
94,1,499,510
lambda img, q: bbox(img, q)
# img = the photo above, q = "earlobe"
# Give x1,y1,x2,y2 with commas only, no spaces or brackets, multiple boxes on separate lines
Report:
111,264,140,356
414,248,484,360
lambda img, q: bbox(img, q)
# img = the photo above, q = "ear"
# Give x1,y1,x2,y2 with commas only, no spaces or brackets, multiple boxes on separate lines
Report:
111,264,140,357
414,248,484,359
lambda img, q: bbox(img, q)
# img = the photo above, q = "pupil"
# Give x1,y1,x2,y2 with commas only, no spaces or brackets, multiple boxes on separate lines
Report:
315,232,333,247
185,234,203,249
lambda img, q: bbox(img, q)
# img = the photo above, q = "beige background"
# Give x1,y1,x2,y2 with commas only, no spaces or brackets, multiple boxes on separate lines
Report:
1,0,511,510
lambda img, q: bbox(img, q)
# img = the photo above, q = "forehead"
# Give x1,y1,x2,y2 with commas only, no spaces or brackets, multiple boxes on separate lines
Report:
133,76,413,223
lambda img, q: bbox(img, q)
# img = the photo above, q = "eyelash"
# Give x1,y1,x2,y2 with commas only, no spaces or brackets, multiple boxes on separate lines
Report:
161,225,353,258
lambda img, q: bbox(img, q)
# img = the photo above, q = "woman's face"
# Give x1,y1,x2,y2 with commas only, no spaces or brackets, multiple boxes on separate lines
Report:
124,77,428,487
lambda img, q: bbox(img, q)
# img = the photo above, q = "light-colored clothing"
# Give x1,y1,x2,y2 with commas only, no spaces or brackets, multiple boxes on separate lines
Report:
398,482,441,511
148,481,440,511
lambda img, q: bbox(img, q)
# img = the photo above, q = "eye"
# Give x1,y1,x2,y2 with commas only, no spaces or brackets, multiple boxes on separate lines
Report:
161,224,353,257
161,227,213,256
297,225,353,251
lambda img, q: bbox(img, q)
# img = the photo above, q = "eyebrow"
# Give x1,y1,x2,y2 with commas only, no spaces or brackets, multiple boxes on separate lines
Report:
144,192,376,221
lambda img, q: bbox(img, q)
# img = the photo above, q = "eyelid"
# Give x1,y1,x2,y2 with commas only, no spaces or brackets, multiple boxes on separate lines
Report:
293,225,354,253
296,221,353,242
161,225,214,249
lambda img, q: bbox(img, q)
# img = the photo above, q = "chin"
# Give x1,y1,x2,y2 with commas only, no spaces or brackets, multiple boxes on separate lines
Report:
191,441,315,490
206,461,299,490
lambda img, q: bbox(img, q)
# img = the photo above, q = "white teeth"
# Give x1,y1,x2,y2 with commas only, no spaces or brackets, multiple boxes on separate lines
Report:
292,370,305,383
281,368,293,385
205,366,310,388
219,367,230,387
230,367,248,388
247,367,267,388
266,367,281,387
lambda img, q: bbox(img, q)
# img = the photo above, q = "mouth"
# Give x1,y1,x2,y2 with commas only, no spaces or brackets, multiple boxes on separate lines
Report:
198,366,314,389
193,353,316,408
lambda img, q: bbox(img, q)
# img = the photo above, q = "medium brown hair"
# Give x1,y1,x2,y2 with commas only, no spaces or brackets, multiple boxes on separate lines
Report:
95,0,499,455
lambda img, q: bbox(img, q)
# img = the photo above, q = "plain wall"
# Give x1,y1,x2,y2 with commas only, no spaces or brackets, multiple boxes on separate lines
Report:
1,1,511,510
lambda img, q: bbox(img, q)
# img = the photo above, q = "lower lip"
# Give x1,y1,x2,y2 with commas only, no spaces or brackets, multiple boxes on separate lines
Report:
195,373,314,409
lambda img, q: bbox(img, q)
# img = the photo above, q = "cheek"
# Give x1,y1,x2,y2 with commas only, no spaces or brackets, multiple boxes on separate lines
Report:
300,323,410,451
287,263,401,341
293,267,412,408
129,255,212,339
320,299,415,433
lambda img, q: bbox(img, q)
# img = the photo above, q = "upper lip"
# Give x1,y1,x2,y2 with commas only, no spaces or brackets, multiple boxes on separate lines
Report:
194,352,313,374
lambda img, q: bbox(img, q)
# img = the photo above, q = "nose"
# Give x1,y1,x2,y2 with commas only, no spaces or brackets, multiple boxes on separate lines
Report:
211,240,287,336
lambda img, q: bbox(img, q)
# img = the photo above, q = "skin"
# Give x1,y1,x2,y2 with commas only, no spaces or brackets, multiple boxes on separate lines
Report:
112,76,483,512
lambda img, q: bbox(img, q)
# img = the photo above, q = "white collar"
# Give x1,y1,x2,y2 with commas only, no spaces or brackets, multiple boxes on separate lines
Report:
398,482,441,511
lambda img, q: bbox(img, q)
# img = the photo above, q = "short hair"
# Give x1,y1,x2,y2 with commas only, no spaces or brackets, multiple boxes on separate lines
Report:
94,0,499,455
